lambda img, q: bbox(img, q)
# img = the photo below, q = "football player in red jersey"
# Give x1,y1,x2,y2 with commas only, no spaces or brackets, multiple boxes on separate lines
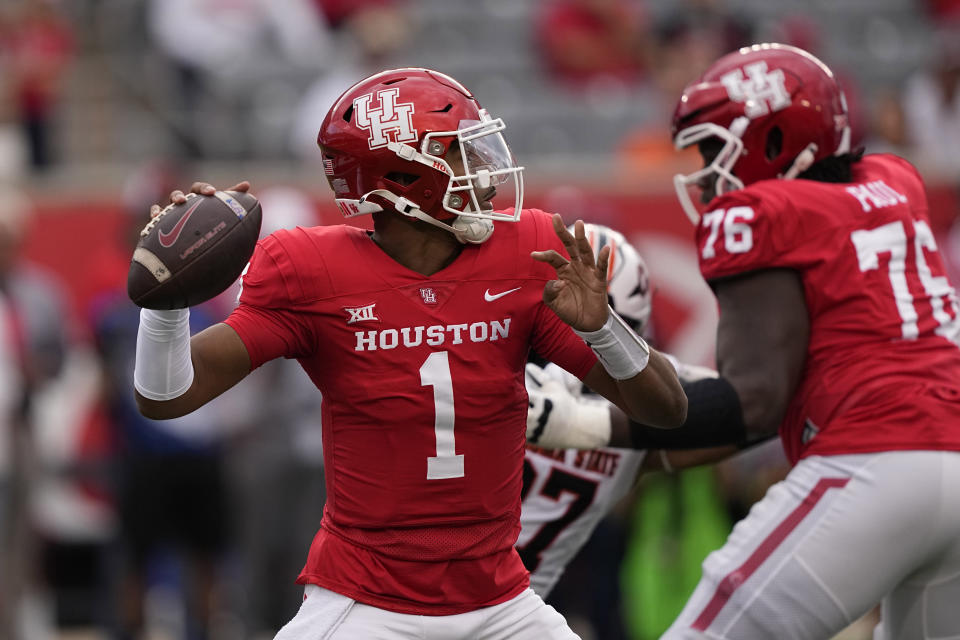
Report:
650,43,960,639
131,68,686,639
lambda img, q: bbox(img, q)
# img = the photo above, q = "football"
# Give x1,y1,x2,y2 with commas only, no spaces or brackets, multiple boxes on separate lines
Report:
127,190,262,310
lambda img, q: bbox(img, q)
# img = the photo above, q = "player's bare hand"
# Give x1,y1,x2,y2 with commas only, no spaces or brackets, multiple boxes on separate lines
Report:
150,181,251,219
531,215,610,331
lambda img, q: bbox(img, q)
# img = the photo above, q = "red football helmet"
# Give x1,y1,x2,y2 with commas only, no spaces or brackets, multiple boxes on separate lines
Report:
671,43,851,223
317,68,524,243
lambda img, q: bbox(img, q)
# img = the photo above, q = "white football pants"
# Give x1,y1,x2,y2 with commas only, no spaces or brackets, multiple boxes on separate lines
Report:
273,585,580,640
662,451,960,640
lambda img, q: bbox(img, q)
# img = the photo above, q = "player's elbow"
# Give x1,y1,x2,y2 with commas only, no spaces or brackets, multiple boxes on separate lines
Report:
135,390,192,420
643,387,688,429
737,381,787,437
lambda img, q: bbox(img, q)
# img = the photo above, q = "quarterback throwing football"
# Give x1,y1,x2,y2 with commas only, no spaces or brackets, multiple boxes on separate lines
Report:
132,68,686,639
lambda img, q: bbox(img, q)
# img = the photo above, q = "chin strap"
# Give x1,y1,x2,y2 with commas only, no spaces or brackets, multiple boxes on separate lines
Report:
358,189,494,244
780,143,819,180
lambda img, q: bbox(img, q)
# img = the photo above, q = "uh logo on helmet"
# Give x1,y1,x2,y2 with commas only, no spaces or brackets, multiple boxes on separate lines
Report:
353,87,418,150
671,43,851,224
317,68,524,244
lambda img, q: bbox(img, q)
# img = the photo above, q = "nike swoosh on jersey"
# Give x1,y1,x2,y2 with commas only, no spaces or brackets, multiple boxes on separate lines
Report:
158,196,205,248
484,287,521,301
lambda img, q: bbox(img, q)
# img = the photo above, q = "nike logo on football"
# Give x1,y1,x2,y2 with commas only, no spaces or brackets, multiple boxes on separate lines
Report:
159,196,204,248
484,287,521,301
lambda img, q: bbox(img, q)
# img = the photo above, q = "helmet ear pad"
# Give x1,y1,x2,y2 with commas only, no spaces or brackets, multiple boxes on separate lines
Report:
732,106,827,184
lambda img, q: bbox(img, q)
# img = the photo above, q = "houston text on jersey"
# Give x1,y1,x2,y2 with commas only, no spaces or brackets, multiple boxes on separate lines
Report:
354,318,512,351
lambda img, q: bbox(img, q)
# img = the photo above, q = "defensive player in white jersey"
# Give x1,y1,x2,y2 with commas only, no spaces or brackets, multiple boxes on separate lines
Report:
519,225,733,598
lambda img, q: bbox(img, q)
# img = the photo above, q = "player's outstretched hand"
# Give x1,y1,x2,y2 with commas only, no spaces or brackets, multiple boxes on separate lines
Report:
531,214,610,331
148,180,251,218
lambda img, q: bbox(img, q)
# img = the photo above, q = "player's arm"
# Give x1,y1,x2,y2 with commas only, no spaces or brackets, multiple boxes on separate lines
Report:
641,446,741,473
135,319,251,420
527,268,804,449
527,361,742,449
607,376,750,449
613,268,806,446
525,372,746,470
528,378,756,451
580,349,686,428
524,368,756,470
711,268,808,437
639,428,779,472
133,180,256,420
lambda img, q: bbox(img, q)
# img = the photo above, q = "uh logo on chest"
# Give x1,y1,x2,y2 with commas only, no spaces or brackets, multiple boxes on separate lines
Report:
343,284,523,352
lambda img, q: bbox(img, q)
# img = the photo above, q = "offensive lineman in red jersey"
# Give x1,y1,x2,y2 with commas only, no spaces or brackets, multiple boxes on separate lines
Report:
131,68,686,639
656,44,960,638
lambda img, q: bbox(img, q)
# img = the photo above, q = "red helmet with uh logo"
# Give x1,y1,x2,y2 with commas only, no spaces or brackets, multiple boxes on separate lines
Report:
671,43,851,223
318,68,524,243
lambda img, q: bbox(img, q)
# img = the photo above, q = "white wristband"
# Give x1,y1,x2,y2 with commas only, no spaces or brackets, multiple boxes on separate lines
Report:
134,308,194,401
574,306,650,380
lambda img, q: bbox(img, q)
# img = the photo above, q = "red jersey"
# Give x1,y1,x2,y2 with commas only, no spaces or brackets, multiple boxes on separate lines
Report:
696,154,960,464
224,208,597,614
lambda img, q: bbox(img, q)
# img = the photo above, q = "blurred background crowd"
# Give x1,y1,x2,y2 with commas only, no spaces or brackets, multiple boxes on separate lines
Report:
1,0,959,639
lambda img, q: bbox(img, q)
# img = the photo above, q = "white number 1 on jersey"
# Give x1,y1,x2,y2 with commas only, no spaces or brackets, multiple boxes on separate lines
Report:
421,351,465,480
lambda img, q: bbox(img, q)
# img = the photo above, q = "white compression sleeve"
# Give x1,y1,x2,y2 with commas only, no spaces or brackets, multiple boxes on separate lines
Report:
134,308,194,401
